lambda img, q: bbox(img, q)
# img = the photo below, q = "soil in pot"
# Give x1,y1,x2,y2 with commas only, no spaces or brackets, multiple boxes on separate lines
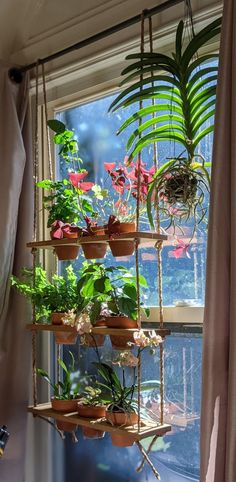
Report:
106,410,138,447
81,226,107,260
77,404,106,439
51,313,78,345
51,398,79,432
107,222,136,257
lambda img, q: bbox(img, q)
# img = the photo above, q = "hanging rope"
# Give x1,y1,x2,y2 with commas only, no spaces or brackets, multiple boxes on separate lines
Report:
136,10,145,433
42,64,53,182
32,61,40,407
136,442,161,480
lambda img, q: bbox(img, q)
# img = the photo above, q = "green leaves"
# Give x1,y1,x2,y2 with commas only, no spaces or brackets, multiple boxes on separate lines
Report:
47,119,66,134
37,352,80,400
109,17,221,163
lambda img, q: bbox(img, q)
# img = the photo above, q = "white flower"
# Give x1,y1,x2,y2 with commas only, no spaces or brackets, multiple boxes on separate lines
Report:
61,309,76,327
113,351,139,367
75,312,92,335
133,329,163,348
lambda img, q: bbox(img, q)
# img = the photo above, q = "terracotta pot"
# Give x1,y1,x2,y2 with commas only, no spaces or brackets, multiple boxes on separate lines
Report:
77,404,106,439
103,316,138,350
81,333,105,348
51,313,77,345
51,398,79,432
54,245,80,261
107,222,136,257
81,226,107,259
106,410,138,447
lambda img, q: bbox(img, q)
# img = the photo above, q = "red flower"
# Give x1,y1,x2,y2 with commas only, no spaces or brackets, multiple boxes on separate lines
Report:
104,162,116,172
69,171,94,192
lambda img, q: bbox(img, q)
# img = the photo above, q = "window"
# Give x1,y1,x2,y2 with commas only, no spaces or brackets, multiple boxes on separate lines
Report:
53,70,213,481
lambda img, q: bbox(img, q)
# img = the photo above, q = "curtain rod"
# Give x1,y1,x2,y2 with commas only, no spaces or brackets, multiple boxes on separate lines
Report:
9,0,184,83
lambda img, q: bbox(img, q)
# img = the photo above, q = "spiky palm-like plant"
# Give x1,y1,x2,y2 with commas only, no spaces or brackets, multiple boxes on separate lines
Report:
109,18,221,229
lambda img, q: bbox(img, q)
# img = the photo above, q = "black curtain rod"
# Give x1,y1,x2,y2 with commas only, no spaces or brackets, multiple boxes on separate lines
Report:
9,0,184,83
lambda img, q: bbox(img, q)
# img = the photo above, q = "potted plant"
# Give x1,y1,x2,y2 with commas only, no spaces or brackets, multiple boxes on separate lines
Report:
76,263,150,349
95,361,138,447
37,119,108,260
81,216,107,260
77,386,108,439
109,18,221,235
104,161,153,256
62,310,105,349
12,265,79,344
37,351,81,432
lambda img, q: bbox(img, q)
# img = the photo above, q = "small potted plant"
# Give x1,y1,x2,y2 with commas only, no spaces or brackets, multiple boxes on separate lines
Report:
81,216,107,260
37,120,107,261
12,265,79,344
62,309,105,349
77,386,108,439
76,263,150,349
95,361,138,447
37,351,81,432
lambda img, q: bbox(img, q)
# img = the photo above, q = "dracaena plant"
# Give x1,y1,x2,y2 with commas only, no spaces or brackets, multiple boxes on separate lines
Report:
37,351,81,400
109,18,221,231
76,262,150,323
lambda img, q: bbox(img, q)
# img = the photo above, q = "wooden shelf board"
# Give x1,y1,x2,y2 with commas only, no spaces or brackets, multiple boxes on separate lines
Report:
26,232,167,250
28,403,171,439
26,324,171,337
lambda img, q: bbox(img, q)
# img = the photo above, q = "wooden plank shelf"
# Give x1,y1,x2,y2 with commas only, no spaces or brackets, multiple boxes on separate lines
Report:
26,232,167,250
26,324,171,338
28,403,171,440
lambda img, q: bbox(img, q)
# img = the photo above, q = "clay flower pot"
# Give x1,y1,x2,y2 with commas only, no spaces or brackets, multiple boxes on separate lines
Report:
106,222,136,257
81,226,107,260
51,313,78,345
51,397,79,432
106,410,138,447
51,223,81,261
77,404,106,439
102,316,138,350
81,333,105,348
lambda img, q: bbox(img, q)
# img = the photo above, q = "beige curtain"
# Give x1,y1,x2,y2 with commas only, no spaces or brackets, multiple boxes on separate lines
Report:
0,64,33,482
200,1,236,481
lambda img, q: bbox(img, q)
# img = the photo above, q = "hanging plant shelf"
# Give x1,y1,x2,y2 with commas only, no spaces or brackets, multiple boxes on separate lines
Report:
26,232,167,250
26,324,171,338
28,403,171,440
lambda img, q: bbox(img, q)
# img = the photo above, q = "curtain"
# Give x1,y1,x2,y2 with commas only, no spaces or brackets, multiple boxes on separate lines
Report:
0,64,33,482
200,1,236,481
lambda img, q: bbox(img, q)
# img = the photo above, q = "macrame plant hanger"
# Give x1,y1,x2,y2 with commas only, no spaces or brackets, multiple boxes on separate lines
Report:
134,12,166,481
31,64,64,438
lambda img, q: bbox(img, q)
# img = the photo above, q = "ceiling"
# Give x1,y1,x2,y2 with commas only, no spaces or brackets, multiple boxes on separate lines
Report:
0,0,222,69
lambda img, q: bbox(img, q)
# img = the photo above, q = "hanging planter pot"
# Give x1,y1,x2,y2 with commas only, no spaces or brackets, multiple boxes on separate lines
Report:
106,410,138,447
102,315,138,350
77,404,106,439
81,226,107,260
51,398,79,432
105,216,136,257
50,221,81,261
51,313,78,345
80,333,105,348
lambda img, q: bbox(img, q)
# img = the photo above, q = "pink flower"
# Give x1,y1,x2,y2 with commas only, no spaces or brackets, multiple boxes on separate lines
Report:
104,162,116,172
169,239,191,259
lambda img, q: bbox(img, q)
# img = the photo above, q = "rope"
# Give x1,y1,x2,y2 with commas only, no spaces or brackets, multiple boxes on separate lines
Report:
136,442,161,480
32,61,40,407
136,10,145,434
57,344,61,384
42,64,53,182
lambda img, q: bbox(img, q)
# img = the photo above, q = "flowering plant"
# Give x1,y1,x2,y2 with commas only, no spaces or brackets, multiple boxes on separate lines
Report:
112,351,139,368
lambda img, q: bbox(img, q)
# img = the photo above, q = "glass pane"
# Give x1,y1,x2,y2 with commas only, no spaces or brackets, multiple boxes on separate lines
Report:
62,333,202,482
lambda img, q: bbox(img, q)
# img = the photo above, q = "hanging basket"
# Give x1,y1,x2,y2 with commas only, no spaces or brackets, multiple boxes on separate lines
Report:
51,313,78,345
106,410,138,447
51,398,78,432
105,221,136,257
77,404,106,439
81,226,107,259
